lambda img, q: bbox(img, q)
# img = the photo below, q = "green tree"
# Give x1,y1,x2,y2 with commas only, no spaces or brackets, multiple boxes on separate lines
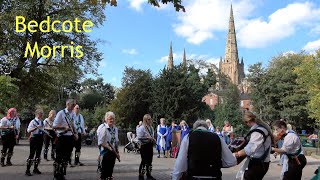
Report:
248,53,310,127
150,64,209,124
110,67,153,129
214,83,242,133
79,77,115,110
295,50,320,126
0,75,19,110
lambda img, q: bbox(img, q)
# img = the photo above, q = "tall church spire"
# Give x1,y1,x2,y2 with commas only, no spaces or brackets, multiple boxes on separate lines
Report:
182,48,187,68
220,4,245,85
224,4,239,64
168,41,174,70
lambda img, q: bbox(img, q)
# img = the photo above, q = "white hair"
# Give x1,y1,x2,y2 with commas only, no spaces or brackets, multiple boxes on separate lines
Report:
206,119,212,125
66,99,75,105
105,111,115,119
193,120,208,129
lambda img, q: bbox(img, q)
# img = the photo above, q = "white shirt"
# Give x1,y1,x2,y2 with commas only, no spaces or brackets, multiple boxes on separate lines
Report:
282,130,303,155
208,126,215,133
97,123,119,151
74,113,85,134
0,117,20,136
43,118,54,130
243,124,271,162
137,125,155,144
172,127,237,180
53,108,75,136
0,117,20,130
27,118,44,135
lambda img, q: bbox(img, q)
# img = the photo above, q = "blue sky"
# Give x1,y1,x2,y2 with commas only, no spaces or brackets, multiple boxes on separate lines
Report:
89,0,320,87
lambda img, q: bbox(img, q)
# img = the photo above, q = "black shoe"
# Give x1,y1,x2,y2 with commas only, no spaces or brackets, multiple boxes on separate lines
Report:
33,168,42,174
25,170,33,176
139,175,144,180
6,161,12,166
146,175,156,180
157,155,160,158
69,163,75,168
78,161,84,166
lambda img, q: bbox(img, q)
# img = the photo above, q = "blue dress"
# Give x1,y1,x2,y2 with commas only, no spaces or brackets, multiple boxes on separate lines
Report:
156,125,167,151
181,125,189,141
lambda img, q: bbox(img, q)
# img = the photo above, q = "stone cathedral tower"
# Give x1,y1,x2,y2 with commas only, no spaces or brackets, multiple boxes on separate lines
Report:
219,4,245,85
167,42,174,70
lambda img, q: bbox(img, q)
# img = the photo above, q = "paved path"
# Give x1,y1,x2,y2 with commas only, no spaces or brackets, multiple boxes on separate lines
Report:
0,140,318,180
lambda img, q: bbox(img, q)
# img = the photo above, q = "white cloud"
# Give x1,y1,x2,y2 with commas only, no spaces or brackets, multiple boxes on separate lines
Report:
303,39,320,53
238,2,320,48
159,53,181,63
282,50,296,56
128,0,147,11
173,0,257,45
158,52,220,75
122,48,138,55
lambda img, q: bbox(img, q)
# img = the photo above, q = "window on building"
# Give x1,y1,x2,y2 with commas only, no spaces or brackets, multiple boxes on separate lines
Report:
210,99,213,105
240,100,244,107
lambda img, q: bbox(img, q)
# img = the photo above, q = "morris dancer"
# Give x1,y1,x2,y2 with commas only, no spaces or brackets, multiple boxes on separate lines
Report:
0,108,20,166
43,110,57,161
53,99,78,180
72,105,86,166
234,111,273,180
25,109,45,176
272,120,307,180
98,111,120,180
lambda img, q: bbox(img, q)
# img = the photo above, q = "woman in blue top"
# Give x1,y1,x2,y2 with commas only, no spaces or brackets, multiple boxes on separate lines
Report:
156,118,168,158
180,120,189,142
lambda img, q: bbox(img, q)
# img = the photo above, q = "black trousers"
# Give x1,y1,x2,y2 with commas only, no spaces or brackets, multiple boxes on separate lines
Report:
74,133,82,153
244,160,270,180
101,150,116,179
28,136,43,159
1,133,16,155
283,154,307,180
44,130,56,152
139,142,153,175
54,135,74,178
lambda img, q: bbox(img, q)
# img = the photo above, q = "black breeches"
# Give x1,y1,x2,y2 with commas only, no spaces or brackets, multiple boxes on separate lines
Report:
283,155,307,180
1,133,16,154
140,143,153,166
55,136,74,164
44,130,56,150
74,133,82,153
244,160,270,180
101,151,116,178
28,136,44,159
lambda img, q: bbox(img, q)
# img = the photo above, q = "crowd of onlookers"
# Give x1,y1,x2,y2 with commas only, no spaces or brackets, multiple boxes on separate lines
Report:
131,118,236,158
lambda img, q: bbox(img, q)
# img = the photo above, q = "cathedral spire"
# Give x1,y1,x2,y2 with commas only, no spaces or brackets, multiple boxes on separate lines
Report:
182,48,187,68
168,41,174,70
224,3,239,64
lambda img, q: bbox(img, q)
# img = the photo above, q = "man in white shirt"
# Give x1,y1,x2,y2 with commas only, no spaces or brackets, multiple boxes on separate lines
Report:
234,111,272,180
72,105,86,166
272,120,307,180
172,120,237,180
53,99,77,180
